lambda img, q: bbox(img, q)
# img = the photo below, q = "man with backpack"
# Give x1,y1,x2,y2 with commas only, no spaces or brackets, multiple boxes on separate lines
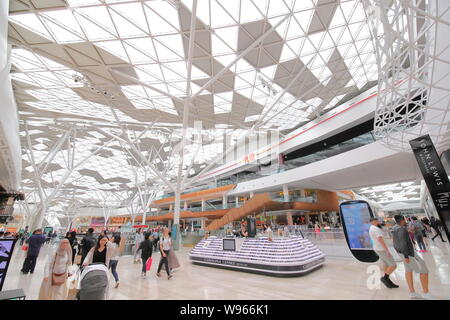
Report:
392,215,435,299
79,228,96,266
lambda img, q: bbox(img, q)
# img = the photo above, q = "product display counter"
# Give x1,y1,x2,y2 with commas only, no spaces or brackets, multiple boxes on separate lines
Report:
189,236,325,277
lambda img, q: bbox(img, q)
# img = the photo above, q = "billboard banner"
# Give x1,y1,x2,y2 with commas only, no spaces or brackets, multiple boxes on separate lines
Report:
410,135,450,240
0,238,17,291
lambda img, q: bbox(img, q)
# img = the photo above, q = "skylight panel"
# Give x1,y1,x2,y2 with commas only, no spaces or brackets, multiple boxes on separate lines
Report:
215,53,238,69
111,3,149,33
67,0,101,6
153,38,183,61
210,1,237,27
77,6,116,34
294,10,314,32
96,41,129,62
43,9,84,34
144,5,178,35
44,20,84,43
349,2,365,23
11,58,42,72
286,18,305,40
9,13,53,40
39,56,67,70
329,6,346,28
161,65,185,81
240,1,264,23
76,13,116,40
268,0,291,18
131,100,154,109
300,38,316,56
109,10,147,37
125,38,157,59
124,43,153,63
212,34,233,55
217,0,241,21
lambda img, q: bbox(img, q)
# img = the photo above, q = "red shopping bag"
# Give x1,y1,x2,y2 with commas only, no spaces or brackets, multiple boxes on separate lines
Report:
21,245,28,251
146,257,153,271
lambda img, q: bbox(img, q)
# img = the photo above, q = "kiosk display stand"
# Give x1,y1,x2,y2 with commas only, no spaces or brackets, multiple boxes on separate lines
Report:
190,236,325,277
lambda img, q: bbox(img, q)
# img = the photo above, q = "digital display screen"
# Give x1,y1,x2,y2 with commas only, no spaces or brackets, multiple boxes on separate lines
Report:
0,239,17,291
222,239,236,251
340,202,372,250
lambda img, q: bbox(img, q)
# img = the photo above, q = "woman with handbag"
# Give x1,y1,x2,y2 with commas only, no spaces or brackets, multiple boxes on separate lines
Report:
138,232,153,279
38,239,73,300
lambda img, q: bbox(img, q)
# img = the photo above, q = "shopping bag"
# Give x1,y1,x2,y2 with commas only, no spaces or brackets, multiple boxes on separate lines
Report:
21,244,28,251
146,257,153,271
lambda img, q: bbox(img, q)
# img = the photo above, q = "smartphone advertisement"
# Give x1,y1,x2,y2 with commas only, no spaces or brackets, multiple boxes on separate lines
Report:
340,201,378,263
341,202,372,249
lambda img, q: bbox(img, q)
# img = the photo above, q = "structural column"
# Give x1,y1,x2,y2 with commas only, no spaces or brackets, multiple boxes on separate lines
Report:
201,200,206,211
223,195,228,209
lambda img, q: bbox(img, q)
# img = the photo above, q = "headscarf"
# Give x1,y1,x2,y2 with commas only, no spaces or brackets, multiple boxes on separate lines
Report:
55,239,73,266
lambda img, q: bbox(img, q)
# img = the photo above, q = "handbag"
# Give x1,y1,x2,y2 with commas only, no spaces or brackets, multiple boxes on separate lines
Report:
51,255,67,286
146,257,153,271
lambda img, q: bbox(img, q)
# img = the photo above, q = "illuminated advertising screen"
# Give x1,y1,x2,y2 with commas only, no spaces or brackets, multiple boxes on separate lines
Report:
0,239,17,291
340,202,372,250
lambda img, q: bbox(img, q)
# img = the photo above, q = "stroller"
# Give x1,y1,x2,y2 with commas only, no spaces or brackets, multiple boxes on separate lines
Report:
77,263,109,300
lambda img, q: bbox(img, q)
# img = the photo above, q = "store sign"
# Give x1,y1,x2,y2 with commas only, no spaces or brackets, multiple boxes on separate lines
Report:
90,217,105,226
410,135,450,239
0,239,17,291
133,225,148,229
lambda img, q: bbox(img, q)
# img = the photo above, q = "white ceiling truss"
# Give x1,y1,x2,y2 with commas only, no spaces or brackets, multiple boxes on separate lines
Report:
7,0,385,227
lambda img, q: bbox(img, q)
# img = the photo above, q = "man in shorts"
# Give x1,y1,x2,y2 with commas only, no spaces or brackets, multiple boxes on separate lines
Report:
392,215,435,300
369,217,399,288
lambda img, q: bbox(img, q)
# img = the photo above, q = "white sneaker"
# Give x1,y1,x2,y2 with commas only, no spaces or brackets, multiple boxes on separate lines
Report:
421,293,436,300
409,292,422,299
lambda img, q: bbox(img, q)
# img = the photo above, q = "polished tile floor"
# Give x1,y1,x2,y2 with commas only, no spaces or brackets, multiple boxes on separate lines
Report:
4,239,450,300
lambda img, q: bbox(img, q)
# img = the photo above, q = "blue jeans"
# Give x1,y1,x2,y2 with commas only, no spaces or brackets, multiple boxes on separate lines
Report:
109,260,119,282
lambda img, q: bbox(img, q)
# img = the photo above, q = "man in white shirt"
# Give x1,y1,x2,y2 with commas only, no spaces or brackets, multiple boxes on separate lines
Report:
369,217,399,289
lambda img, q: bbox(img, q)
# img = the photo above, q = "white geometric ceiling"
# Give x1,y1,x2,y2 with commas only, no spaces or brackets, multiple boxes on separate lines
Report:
8,0,380,212
355,181,422,204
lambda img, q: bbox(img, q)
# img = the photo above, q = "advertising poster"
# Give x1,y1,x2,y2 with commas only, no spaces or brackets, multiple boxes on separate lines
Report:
340,202,372,250
0,238,17,291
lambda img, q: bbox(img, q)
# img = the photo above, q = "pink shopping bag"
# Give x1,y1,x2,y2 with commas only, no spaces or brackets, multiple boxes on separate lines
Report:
146,257,153,271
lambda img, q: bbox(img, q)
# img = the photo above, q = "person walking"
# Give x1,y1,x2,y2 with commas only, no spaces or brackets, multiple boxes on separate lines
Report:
156,227,172,280
82,235,115,267
108,235,121,288
138,232,153,279
79,228,96,266
38,239,72,300
392,215,435,300
152,229,159,251
21,229,46,274
134,229,144,264
410,217,427,252
368,217,399,289
430,217,446,242
167,232,180,272
66,231,78,264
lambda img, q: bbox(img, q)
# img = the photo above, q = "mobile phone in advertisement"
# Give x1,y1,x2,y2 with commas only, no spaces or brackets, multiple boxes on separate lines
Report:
339,200,379,263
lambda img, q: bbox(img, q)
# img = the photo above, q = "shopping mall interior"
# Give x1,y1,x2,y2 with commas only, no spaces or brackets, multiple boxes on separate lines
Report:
0,0,449,302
